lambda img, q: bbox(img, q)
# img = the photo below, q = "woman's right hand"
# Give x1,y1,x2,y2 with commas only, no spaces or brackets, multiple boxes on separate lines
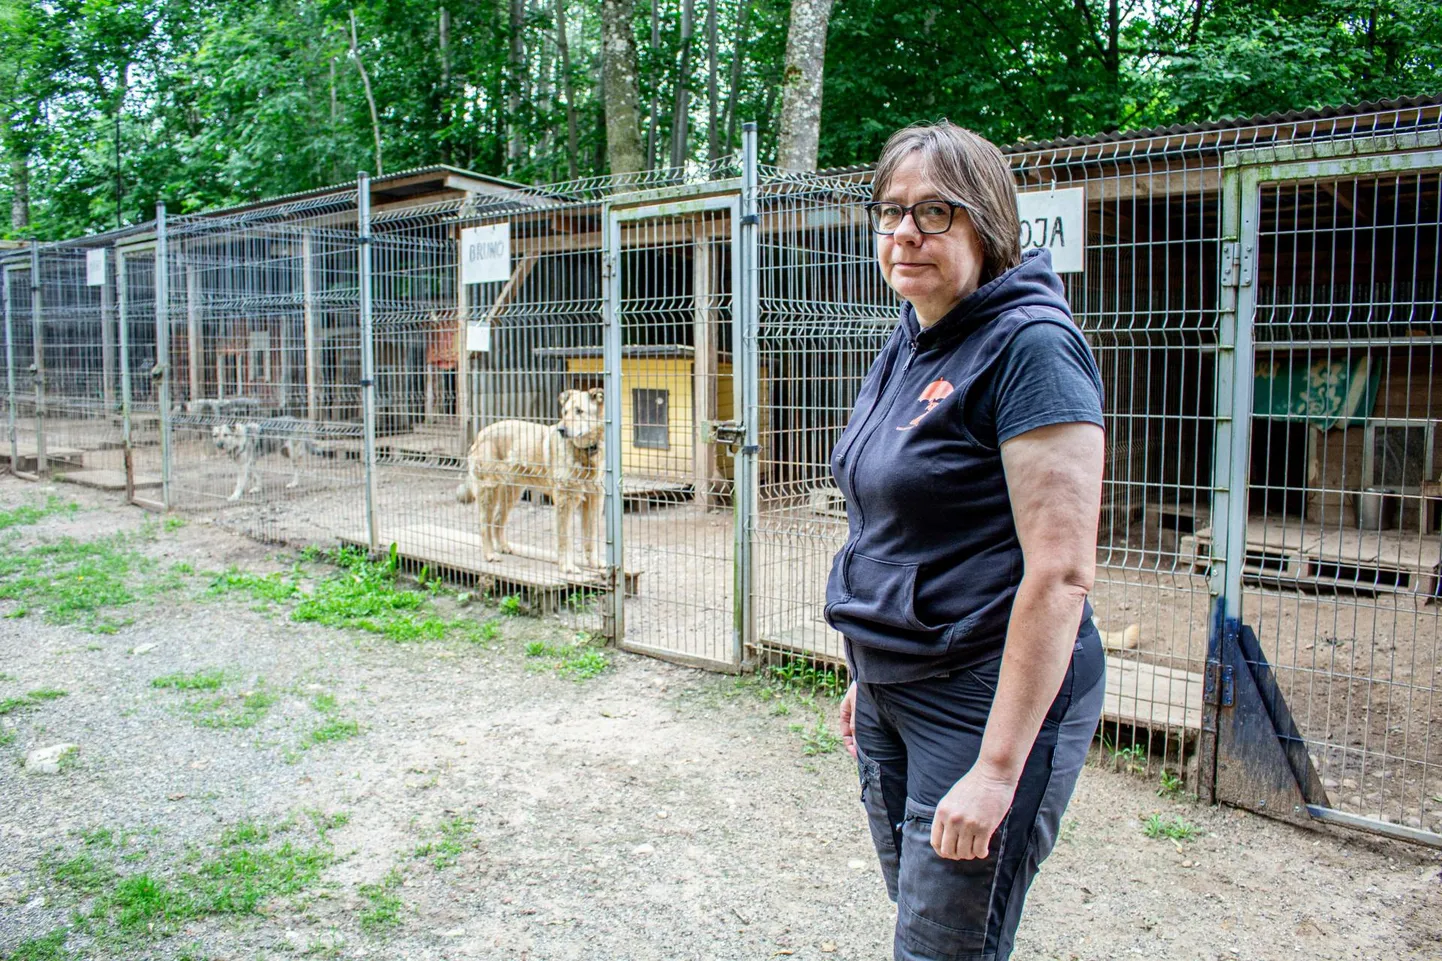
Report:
839,682,858,759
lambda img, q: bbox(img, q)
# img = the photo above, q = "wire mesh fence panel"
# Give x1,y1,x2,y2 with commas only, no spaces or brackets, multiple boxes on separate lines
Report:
116,247,163,501
159,201,370,546
1240,154,1442,841
752,171,897,670
30,242,124,479
2,261,38,471
366,186,607,639
609,201,741,668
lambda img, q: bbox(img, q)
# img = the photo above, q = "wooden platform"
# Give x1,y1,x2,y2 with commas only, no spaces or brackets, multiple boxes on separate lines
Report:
341,523,639,603
1184,522,1442,598
0,445,85,472
56,469,161,492
757,620,1203,735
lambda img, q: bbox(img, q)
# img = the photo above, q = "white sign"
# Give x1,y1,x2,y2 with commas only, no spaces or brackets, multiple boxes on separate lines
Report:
1015,186,1085,273
466,320,492,353
460,223,511,285
86,249,107,286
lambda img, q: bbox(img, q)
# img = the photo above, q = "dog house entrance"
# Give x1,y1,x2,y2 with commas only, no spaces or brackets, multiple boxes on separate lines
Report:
605,196,745,670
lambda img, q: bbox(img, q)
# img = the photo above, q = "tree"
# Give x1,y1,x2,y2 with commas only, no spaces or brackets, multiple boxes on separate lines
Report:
600,0,645,174
775,0,835,170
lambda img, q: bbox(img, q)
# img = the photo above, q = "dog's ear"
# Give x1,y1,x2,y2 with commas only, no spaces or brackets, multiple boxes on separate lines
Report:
558,390,573,406
588,387,604,404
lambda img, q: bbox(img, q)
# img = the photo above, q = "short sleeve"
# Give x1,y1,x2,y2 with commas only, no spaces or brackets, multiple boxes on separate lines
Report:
975,320,1105,445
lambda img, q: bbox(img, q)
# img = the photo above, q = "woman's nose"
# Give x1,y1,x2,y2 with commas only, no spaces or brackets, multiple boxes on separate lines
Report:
892,210,923,245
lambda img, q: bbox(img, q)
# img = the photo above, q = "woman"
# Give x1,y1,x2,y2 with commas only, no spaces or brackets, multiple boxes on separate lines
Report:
829,122,1107,961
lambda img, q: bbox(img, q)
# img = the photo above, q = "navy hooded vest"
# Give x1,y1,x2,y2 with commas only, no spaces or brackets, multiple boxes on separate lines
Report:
825,249,1102,682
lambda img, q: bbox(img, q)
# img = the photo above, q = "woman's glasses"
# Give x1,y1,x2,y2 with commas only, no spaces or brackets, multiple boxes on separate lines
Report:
864,199,967,235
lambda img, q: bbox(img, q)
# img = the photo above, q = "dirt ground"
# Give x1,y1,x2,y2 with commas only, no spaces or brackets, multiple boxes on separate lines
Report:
1,476,1440,961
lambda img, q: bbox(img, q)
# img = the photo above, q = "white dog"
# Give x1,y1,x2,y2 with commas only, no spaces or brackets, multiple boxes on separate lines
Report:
212,418,317,502
456,388,604,574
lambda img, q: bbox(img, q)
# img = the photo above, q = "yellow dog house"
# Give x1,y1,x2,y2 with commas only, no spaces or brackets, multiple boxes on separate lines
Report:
537,345,767,502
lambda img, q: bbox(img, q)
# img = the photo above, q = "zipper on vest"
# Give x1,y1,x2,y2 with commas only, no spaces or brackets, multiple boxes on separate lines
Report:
841,337,918,551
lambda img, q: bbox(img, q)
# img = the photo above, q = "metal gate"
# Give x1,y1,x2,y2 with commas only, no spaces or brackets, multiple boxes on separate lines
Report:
604,193,754,670
1207,135,1442,846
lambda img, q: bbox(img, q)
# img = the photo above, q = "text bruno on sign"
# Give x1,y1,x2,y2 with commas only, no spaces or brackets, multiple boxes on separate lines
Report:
459,223,511,286
1015,186,1085,273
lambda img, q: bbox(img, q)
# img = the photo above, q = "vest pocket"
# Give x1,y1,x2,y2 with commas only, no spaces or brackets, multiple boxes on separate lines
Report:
840,552,943,634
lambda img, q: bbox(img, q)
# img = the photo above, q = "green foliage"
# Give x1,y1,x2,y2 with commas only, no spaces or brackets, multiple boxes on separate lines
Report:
0,495,78,531
497,594,524,616
414,816,474,870
1158,769,1186,798
152,670,226,691
763,658,844,698
525,636,611,680
1142,812,1201,842
0,688,67,716
791,716,842,756
357,868,405,931
5,927,70,960
0,527,180,632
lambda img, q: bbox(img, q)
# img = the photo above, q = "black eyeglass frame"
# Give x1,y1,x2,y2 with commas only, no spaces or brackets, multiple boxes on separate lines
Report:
863,199,969,235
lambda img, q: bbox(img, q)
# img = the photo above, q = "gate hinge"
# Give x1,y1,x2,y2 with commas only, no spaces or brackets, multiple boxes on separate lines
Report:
1204,662,1235,707
1220,241,1240,287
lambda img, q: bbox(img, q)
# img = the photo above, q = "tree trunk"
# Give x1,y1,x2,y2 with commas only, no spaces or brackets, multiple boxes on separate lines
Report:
722,0,751,156
706,0,719,163
439,6,453,165
775,0,834,171
554,0,581,180
508,0,527,169
646,0,660,170
668,0,694,170
10,152,29,232
600,0,646,175
349,10,385,175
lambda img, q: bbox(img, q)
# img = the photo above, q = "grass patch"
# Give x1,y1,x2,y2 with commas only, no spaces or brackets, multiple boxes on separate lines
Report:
0,688,68,717
175,686,278,730
152,670,226,692
163,516,186,532
0,527,181,633
414,816,474,870
357,868,405,931
207,568,300,606
763,657,846,698
0,495,79,531
1158,769,1185,798
305,718,360,746
47,816,333,948
5,927,70,960
1142,812,1201,842
791,716,843,756
524,636,611,681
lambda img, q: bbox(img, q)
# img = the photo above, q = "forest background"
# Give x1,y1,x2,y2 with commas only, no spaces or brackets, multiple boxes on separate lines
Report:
1,0,1439,242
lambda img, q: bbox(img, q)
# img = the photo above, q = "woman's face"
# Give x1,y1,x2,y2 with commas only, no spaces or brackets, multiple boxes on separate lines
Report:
876,152,986,327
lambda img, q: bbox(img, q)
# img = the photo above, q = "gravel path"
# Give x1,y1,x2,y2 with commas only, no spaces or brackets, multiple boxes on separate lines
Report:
0,476,1438,961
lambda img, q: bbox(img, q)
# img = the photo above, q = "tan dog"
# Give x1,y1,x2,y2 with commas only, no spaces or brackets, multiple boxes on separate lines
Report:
1093,617,1140,652
456,388,604,574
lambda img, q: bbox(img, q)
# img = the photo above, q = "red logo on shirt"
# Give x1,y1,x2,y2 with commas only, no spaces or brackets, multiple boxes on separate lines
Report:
897,379,955,431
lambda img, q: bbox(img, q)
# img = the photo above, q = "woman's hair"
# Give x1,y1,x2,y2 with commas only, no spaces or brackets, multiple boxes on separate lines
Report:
872,122,1021,282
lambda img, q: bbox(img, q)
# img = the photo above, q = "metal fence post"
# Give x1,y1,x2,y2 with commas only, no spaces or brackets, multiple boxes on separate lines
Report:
116,250,135,504
155,202,172,508
358,172,380,551
734,122,761,665
29,243,46,475
601,205,624,643
3,267,16,471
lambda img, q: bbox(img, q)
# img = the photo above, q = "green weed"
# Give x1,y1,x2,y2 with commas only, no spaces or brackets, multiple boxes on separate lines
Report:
764,658,845,698
152,670,226,692
0,530,166,632
357,868,405,931
309,692,338,714
181,688,277,730
525,637,611,680
1158,769,1186,798
5,927,70,960
462,619,501,644
305,810,350,841
163,516,186,532
414,816,474,870
1142,812,1200,842
792,716,842,756
0,495,79,531
497,594,523,616
0,688,68,717
305,718,360,746
207,568,299,605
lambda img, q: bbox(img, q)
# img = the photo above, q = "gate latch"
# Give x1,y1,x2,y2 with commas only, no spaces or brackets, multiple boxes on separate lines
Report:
706,420,745,447
149,363,166,383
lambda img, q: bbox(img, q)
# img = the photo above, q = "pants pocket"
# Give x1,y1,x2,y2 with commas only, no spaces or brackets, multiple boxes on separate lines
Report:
895,799,1006,961
855,743,900,902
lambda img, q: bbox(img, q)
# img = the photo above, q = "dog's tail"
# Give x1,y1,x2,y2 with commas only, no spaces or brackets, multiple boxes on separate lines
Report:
455,474,476,504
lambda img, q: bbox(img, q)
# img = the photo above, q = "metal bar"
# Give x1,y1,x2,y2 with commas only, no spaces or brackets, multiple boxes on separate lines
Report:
1305,805,1442,848
1236,148,1442,184
117,250,134,504
100,251,116,412
155,202,172,507
736,121,760,665
3,266,16,472
602,203,624,643
358,172,379,551
1226,130,1442,169
29,243,45,475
